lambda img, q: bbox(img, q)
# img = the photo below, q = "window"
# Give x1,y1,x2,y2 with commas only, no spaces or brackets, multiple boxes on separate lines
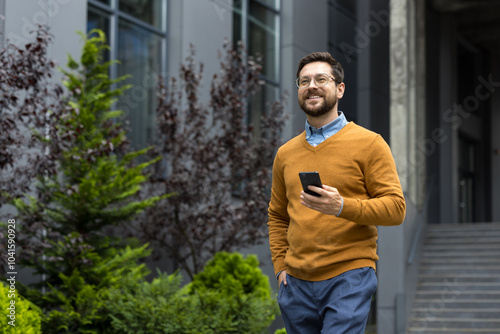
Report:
233,0,280,134
87,0,167,149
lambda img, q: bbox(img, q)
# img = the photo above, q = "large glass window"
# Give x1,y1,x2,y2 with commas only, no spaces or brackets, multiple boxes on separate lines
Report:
248,1,278,81
233,0,280,133
87,7,110,33
119,0,163,29
87,0,166,149
118,21,163,148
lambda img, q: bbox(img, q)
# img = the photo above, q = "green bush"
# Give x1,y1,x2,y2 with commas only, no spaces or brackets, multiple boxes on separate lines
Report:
106,252,279,334
22,239,151,334
274,328,287,334
0,283,41,334
186,252,278,333
106,271,188,334
189,252,271,299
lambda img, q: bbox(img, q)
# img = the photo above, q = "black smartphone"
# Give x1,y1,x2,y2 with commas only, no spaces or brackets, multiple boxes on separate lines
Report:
299,172,322,197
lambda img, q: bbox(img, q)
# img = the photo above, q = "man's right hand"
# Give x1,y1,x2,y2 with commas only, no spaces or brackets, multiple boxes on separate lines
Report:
278,270,287,286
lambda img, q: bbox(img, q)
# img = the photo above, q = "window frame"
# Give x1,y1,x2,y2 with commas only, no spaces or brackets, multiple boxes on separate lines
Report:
233,0,282,128
87,0,168,148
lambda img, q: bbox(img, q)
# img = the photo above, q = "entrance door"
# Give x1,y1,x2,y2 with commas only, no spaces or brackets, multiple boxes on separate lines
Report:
458,135,475,223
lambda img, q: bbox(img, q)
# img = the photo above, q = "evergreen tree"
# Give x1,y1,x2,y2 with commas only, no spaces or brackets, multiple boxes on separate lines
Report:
10,28,165,286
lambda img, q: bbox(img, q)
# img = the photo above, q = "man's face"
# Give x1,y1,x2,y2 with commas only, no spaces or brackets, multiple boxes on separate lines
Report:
297,62,344,118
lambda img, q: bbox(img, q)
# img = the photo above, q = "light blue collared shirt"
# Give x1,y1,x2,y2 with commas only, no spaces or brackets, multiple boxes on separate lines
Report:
305,111,348,147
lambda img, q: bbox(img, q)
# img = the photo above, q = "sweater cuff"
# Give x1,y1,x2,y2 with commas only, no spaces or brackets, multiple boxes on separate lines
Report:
336,196,344,216
337,196,357,220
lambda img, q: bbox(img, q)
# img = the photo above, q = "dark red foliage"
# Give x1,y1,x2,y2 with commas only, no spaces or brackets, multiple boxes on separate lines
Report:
132,41,287,279
0,26,66,274
0,27,62,202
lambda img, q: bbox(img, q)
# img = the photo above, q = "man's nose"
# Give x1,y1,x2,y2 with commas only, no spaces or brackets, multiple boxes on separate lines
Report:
308,81,319,89
308,79,319,89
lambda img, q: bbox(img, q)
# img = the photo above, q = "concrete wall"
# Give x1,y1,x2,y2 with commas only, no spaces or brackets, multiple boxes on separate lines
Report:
3,0,86,76
167,0,233,104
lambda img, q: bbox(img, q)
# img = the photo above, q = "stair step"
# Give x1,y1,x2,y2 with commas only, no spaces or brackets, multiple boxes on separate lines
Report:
415,291,500,298
418,273,500,280
409,317,500,328
408,223,500,333
421,258,500,263
425,238,500,245
423,244,500,250
420,265,500,270
408,329,500,333
426,231,500,236
411,308,500,317
427,223,500,230
422,251,500,257
417,282,500,288
413,300,500,307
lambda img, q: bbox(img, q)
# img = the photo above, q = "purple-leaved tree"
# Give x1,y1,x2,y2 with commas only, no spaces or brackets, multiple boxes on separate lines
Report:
133,41,287,279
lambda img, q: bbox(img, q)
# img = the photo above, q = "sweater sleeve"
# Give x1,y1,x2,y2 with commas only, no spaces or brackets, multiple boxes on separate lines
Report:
339,135,406,226
267,151,290,275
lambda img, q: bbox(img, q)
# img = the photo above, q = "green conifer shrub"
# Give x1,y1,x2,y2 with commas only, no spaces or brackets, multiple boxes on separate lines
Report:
0,283,42,334
23,237,151,333
11,27,165,285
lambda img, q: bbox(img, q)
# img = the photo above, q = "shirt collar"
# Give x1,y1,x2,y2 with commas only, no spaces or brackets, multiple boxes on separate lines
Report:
305,111,348,140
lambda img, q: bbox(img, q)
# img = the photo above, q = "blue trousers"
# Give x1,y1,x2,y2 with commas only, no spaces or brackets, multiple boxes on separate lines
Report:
278,267,377,334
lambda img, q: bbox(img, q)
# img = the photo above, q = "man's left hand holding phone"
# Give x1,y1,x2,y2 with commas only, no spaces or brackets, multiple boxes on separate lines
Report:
299,172,343,216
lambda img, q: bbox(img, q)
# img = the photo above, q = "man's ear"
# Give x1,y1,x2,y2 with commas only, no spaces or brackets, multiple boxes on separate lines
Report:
337,82,345,99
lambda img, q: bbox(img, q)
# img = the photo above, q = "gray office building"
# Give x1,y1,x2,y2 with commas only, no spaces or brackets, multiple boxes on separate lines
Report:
2,0,500,332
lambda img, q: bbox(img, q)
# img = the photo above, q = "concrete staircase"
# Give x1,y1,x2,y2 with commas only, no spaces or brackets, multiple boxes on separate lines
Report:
407,223,500,334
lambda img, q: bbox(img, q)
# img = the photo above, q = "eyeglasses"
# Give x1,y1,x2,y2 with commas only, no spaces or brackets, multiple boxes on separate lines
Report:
295,73,337,89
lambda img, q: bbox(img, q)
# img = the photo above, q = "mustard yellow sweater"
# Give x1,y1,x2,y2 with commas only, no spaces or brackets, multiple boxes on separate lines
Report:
268,122,406,281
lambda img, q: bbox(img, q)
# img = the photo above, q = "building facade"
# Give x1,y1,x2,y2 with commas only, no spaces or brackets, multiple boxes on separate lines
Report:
1,0,499,333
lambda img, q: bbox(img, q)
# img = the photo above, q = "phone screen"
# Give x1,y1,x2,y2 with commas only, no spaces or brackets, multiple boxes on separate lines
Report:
299,172,322,197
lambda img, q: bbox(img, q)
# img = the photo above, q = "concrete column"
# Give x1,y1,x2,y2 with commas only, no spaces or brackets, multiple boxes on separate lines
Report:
379,0,427,333
378,1,408,333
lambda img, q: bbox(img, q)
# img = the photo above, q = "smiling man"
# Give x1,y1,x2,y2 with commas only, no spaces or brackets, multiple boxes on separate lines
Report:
268,52,406,333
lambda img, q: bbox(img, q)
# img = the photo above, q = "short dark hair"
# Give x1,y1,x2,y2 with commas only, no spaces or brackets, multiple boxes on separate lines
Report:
296,52,344,83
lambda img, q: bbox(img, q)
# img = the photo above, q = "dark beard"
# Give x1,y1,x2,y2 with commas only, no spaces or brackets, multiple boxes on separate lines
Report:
299,95,337,117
